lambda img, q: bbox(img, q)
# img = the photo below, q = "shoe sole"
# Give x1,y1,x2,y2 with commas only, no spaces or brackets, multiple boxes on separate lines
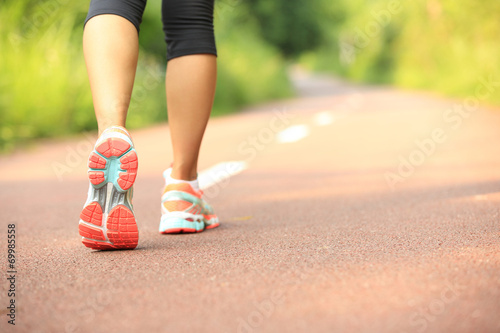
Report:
79,137,139,250
159,216,220,234
159,217,205,234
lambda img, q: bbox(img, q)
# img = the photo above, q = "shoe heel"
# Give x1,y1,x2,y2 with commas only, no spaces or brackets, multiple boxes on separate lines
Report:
88,138,138,192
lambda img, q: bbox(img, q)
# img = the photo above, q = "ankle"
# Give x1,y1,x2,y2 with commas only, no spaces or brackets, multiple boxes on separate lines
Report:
98,125,130,137
98,121,127,136
170,165,197,181
164,168,199,191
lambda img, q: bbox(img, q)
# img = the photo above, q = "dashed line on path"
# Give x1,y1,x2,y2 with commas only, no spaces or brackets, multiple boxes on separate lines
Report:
198,161,248,190
313,111,335,126
199,118,318,189
276,124,310,143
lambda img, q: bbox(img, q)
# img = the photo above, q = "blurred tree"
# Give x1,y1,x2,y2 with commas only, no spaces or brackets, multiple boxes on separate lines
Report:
247,0,326,58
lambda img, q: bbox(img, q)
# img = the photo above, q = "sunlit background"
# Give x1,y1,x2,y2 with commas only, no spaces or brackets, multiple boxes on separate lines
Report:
1,0,499,151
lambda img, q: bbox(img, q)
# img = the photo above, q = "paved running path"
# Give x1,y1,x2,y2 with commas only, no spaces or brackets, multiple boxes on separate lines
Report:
1,70,499,333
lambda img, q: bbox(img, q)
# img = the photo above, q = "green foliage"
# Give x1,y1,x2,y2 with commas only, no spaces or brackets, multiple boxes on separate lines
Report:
0,0,292,151
2,0,497,152
138,0,167,60
392,0,500,100
247,0,326,58
213,1,292,115
301,0,500,104
0,1,93,151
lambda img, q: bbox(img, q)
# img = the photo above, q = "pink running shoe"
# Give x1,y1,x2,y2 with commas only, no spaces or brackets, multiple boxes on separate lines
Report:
159,169,219,234
79,126,139,250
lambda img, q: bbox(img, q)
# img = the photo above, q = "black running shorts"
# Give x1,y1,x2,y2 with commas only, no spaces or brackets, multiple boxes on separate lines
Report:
84,0,217,60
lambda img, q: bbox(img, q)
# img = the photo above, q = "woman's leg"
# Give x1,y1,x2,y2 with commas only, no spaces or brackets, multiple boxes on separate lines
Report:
162,0,218,181
159,0,219,234
83,15,139,134
79,1,146,250
166,54,217,181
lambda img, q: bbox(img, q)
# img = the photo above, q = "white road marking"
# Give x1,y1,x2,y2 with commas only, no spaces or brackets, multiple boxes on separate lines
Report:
199,122,313,189
198,161,248,190
276,125,310,143
313,111,335,126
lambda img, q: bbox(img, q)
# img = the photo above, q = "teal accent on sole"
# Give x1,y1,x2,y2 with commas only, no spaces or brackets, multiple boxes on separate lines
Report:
89,147,134,193
159,217,205,233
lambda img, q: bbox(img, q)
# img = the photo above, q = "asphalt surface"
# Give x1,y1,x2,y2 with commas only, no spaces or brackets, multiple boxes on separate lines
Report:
1,69,499,333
